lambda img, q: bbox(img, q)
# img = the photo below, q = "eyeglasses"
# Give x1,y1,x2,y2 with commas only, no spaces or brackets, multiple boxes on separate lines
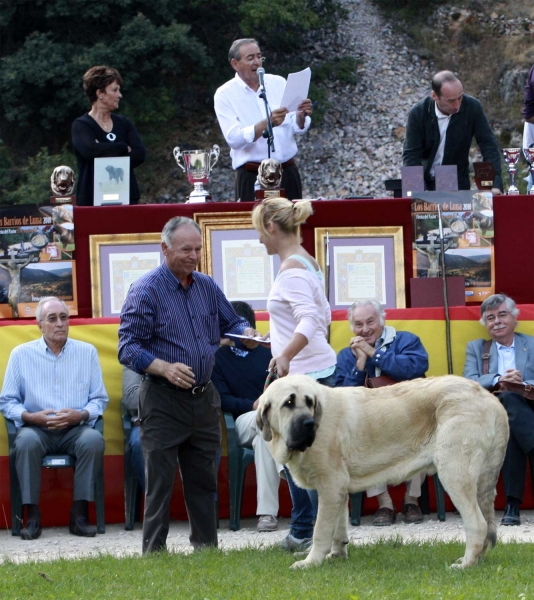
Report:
240,54,266,64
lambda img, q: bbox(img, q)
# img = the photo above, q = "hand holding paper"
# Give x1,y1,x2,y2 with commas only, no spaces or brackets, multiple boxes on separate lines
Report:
280,67,311,112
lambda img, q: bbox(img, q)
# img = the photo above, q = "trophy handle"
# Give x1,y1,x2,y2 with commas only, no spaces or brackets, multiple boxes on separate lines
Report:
173,147,186,172
210,144,220,170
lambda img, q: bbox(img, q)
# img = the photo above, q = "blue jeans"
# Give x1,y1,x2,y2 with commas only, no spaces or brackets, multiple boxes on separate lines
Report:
129,424,145,492
286,468,317,539
286,370,335,539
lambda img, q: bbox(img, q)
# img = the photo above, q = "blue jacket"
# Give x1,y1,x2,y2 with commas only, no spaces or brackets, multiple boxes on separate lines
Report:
335,331,428,387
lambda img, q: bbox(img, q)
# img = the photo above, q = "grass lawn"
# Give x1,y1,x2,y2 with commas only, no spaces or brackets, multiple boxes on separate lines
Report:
1,539,533,599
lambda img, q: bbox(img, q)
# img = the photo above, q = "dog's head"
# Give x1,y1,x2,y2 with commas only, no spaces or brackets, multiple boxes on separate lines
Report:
50,166,76,196
258,158,283,189
256,375,324,460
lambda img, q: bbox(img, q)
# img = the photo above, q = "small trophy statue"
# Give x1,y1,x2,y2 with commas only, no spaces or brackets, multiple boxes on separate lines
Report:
50,165,76,205
502,148,521,195
173,145,220,203
254,158,285,200
523,147,534,195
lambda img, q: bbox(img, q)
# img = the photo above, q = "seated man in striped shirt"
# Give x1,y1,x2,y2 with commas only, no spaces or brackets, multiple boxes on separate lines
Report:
0,296,108,540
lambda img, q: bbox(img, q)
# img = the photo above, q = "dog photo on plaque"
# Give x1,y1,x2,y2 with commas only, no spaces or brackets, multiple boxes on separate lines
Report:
93,157,130,206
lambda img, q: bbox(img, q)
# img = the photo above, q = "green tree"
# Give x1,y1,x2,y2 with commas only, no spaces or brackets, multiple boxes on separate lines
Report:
0,0,342,202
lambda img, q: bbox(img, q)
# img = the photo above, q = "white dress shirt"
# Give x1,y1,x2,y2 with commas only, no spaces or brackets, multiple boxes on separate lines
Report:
430,103,452,177
0,337,109,428
214,73,310,169
491,340,516,386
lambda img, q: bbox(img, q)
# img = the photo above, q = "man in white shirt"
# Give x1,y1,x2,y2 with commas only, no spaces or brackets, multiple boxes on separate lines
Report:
0,296,108,540
403,70,502,193
214,38,313,201
464,293,534,526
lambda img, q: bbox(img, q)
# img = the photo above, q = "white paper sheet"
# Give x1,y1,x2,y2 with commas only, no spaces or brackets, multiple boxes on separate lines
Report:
225,333,271,343
280,67,311,112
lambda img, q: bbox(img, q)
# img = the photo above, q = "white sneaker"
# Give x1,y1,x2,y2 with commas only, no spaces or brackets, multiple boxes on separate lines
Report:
257,515,278,532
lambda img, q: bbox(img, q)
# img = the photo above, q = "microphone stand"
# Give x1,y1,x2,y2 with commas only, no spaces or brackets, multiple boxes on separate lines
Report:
259,77,275,156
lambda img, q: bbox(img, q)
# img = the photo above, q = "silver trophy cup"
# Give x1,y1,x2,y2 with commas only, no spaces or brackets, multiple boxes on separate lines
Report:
502,148,521,195
173,144,220,203
523,147,534,195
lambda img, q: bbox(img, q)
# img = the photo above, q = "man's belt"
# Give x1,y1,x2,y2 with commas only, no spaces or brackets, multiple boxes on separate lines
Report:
241,158,295,172
143,374,212,396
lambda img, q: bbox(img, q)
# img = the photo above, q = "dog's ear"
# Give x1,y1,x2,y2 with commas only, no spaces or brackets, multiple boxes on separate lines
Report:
256,401,272,442
313,395,323,428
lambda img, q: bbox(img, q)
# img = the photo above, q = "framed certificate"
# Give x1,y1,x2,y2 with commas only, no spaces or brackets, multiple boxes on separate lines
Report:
314,226,405,309
194,212,281,310
89,233,162,317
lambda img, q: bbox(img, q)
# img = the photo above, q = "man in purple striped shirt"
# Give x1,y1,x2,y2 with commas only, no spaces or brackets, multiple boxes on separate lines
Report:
118,216,256,553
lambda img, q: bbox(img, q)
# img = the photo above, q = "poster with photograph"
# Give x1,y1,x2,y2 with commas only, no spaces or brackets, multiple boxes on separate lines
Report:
411,190,494,303
0,204,77,319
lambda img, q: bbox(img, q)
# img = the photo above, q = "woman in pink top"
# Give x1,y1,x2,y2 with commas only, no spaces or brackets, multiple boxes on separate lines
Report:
251,197,336,379
252,197,336,551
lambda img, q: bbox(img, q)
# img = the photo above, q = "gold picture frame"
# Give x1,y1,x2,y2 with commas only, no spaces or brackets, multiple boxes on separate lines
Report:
314,226,405,309
194,212,254,274
90,232,162,317
194,211,281,310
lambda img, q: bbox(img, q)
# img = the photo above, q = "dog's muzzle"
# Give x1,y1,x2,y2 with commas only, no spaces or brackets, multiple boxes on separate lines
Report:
288,414,316,452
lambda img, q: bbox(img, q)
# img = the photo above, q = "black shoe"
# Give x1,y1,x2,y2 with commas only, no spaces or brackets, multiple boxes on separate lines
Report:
20,520,42,540
500,504,521,526
69,516,97,537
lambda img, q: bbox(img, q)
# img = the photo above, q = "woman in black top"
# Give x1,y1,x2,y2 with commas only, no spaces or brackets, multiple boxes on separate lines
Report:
72,66,146,206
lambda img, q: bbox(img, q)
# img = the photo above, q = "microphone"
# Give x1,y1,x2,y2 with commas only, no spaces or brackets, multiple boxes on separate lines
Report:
257,67,265,87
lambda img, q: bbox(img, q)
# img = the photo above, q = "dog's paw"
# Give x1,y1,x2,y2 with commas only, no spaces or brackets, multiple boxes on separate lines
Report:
450,557,476,569
326,549,348,560
290,557,321,570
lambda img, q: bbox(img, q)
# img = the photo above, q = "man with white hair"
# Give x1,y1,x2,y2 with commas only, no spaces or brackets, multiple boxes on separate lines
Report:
335,300,429,526
0,296,108,540
464,293,534,526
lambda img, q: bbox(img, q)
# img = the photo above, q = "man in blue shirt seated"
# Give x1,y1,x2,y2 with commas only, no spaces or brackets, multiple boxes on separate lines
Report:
335,299,429,526
464,293,534,526
0,296,108,540
213,301,279,532
118,216,257,554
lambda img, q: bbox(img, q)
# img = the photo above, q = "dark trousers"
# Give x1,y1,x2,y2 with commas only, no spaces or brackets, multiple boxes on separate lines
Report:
235,161,303,202
139,380,221,553
499,392,534,503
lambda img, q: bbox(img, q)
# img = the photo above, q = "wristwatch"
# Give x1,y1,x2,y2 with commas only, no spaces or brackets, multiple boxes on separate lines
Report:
79,411,87,426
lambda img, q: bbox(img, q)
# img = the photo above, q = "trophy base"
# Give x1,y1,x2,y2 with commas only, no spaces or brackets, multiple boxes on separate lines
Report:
186,194,212,203
50,195,76,205
254,188,286,201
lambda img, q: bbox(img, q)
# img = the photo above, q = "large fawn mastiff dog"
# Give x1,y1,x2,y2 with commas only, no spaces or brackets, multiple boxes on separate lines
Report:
256,375,509,569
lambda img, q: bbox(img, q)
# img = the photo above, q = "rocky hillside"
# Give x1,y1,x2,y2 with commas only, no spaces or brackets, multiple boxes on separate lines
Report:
163,0,534,202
